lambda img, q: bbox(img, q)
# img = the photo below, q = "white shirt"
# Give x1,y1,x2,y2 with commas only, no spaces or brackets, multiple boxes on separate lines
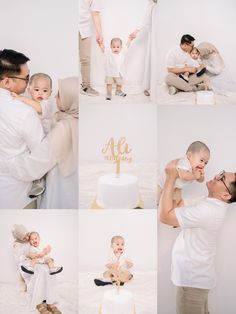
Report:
157,156,193,189
171,197,227,289
108,250,132,270
104,49,126,77
79,0,102,39
166,46,196,69
175,156,193,188
0,88,44,209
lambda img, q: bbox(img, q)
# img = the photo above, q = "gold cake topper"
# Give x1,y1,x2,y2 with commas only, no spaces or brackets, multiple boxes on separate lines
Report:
101,137,132,177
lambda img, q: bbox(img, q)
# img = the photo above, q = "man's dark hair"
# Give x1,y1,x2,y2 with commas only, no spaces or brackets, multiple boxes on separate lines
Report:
0,49,30,79
228,176,236,203
180,34,195,45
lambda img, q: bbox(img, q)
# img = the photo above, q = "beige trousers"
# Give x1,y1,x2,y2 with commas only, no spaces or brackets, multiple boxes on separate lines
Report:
176,287,210,314
23,199,37,209
165,73,208,92
79,32,91,88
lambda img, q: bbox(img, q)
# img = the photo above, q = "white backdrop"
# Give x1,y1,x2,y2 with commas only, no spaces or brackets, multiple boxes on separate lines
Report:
1,0,78,92
78,210,157,271
157,105,236,199
155,0,236,83
0,210,78,284
157,105,236,313
89,0,150,87
79,102,157,163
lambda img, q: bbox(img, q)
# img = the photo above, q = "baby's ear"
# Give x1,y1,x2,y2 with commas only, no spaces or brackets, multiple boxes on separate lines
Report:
186,151,192,159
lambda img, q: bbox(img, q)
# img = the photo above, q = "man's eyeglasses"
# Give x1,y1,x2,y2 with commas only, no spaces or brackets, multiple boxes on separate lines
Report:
8,74,29,83
216,170,231,195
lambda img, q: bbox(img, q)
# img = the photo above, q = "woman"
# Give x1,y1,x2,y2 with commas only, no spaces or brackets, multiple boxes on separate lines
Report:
3,77,78,209
197,42,236,95
129,0,158,100
12,224,61,314
40,77,78,208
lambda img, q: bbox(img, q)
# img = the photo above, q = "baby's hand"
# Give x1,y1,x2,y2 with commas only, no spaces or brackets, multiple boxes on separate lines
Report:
193,168,204,181
11,92,19,99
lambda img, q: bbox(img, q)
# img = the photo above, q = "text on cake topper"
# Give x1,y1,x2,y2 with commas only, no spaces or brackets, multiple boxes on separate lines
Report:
101,137,132,163
102,137,133,176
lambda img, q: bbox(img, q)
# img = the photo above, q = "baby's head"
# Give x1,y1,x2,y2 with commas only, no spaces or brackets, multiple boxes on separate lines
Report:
28,73,52,102
190,47,200,60
110,38,122,54
186,141,210,171
111,235,125,254
29,231,40,247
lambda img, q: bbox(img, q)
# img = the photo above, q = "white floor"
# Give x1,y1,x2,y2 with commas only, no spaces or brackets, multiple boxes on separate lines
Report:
79,271,157,314
80,85,151,105
0,281,77,314
156,83,236,105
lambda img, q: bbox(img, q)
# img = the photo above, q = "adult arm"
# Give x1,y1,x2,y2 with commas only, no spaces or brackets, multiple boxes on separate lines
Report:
129,1,155,39
91,11,103,45
159,160,181,226
167,66,197,75
3,137,56,181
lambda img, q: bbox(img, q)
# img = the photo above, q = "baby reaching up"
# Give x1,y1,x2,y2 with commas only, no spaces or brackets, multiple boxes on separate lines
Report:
157,141,210,206
99,36,134,100
21,231,63,275
94,235,133,287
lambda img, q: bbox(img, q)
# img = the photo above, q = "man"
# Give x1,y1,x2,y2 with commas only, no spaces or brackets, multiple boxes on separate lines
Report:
0,49,45,209
79,0,103,96
159,159,236,314
165,34,208,95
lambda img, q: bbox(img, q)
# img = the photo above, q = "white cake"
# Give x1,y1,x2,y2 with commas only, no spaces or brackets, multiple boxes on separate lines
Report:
196,91,215,105
97,173,139,209
102,289,134,314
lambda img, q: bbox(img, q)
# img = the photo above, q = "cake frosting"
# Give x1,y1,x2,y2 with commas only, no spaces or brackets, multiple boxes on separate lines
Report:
97,173,139,209
102,289,134,314
196,91,215,105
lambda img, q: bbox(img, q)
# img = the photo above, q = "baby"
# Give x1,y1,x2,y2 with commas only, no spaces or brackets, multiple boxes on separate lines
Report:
94,235,133,286
12,73,55,198
21,231,63,275
180,47,208,84
99,37,134,100
157,141,210,206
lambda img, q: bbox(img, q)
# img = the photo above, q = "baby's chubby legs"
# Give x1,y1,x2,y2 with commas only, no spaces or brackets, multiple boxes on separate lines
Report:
115,84,126,97
45,258,63,275
45,258,55,269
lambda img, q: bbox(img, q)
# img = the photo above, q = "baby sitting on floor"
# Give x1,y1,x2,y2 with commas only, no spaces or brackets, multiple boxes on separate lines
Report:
94,235,133,287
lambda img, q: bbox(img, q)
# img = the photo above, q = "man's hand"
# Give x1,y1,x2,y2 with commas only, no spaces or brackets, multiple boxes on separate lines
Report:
96,33,103,45
165,159,179,181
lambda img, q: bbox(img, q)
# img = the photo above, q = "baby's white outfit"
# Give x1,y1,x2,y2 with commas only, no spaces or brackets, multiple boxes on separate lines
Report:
158,156,193,190
108,250,132,270
104,49,126,82
28,245,50,264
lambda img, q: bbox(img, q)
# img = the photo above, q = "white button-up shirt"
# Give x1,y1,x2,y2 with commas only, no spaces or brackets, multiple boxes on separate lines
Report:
166,46,196,69
79,0,102,39
172,197,227,289
0,88,44,209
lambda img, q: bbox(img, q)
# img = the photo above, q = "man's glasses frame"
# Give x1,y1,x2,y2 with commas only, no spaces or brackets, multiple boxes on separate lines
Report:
216,170,231,195
8,75,29,83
